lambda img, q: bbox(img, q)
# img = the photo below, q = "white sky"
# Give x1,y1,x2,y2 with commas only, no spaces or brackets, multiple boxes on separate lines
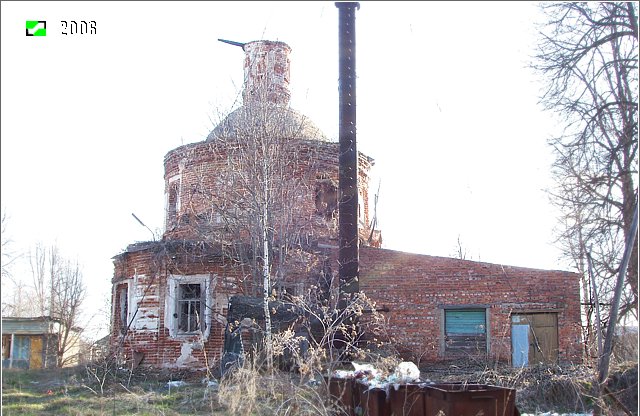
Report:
1,1,569,338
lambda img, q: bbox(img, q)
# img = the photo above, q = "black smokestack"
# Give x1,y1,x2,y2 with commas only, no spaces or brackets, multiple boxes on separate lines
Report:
336,2,360,304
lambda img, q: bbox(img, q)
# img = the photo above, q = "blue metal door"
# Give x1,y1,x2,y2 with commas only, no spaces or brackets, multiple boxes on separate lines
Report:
511,324,529,367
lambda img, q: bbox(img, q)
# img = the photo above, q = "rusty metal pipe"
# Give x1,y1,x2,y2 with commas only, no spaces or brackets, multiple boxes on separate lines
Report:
336,2,360,302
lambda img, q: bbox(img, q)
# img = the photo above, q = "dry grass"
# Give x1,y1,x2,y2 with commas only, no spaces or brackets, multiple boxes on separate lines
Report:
216,351,338,416
2,359,637,415
420,359,638,415
1,365,228,415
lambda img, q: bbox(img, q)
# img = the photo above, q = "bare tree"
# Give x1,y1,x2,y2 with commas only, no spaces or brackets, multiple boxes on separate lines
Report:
1,209,19,315
0,210,35,317
26,243,86,366
29,242,49,317
179,96,328,368
50,247,85,366
1,208,19,282
1,279,35,317
533,3,638,353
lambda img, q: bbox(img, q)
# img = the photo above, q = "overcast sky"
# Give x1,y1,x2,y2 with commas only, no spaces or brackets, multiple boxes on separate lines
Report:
1,1,567,338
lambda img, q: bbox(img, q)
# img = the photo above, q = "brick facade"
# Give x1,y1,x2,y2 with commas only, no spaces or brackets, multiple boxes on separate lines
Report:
358,247,582,364
109,39,582,369
110,243,582,368
162,138,377,248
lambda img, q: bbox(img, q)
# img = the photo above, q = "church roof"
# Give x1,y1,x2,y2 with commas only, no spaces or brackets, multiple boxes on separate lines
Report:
206,103,330,142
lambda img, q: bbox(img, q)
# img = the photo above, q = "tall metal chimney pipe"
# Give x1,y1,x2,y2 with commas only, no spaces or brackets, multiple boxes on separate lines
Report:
336,2,360,304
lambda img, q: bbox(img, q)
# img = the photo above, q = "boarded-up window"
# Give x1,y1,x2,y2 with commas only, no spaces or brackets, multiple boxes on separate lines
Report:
118,285,129,335
445,309,487,353
167,181,179,227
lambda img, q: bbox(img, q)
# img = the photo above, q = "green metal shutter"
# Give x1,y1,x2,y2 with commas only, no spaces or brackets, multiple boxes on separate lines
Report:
445,309,486,335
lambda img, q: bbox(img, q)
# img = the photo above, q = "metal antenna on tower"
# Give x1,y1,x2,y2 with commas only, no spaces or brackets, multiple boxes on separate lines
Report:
218,38,246,49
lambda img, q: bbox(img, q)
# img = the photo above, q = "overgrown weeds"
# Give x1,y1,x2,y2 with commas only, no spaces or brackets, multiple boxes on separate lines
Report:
1,365,227,415
420,359,638,415
3,359,637,415
217,353,336,416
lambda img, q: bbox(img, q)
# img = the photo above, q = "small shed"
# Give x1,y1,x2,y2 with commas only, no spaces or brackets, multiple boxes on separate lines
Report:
2,316,62,369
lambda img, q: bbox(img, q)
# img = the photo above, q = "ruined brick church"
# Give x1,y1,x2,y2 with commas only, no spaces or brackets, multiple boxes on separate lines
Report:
110,40,582,369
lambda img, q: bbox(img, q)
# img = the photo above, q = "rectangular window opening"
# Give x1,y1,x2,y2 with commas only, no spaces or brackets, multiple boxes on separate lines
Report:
167,182,180,227
444,308,487,354
118,285,129,335
2,335,11,361
178,283,203,334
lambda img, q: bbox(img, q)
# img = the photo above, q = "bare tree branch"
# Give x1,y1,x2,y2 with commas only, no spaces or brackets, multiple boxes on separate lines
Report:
533,1,638,369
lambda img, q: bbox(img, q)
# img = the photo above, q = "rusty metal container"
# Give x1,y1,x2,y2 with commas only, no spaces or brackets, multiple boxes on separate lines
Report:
355,381,391,416
424,383,516,416
388,383,427,416
326,377,359,416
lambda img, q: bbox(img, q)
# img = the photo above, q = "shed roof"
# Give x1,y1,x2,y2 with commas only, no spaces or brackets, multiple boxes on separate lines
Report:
1,316,60,335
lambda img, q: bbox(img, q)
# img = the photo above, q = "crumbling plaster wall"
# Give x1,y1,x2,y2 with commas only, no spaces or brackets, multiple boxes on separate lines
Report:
110,246,242,368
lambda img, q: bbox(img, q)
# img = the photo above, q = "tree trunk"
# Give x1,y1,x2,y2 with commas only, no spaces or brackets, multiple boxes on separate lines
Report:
262,161,273,369
598,203,638,385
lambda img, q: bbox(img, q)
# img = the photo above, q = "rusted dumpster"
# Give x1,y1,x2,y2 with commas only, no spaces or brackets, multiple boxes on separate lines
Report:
326,376,359,416
355,381,391,416
424,383,516,416
388,383,427,416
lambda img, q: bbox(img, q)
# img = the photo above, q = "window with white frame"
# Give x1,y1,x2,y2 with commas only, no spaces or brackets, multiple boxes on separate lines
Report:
177,283,204,333
118,284,129,334
165,275,211,338
115,281,136,335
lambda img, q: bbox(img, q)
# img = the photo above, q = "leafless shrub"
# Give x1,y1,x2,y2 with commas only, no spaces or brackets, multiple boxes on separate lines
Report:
217,291,399,414
218,351,336,416
612,328,639,364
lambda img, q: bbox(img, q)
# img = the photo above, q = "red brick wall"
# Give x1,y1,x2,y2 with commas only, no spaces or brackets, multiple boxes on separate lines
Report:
110,245,244,369
161,139,377,250
358,247,583,364
242,41,291,107
110,244,582,368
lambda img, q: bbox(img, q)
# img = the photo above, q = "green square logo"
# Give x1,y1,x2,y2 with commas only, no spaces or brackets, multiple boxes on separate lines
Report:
26,21,46,36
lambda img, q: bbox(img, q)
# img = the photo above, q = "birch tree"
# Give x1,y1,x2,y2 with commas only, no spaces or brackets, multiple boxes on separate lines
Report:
182,96,326,367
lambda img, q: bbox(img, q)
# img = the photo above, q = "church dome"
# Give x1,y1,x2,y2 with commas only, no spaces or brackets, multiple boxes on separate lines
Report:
206,103,329,142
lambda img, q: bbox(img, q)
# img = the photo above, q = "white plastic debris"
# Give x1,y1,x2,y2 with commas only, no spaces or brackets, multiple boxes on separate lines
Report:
165,380,188,388
351,362,381,379
201,377,219,389
332,369,354,379
330,360,423,391
392,361,420,383
306,378,321,387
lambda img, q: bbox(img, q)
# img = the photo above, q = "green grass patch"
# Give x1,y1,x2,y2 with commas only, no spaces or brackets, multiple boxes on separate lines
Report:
2,366,229,415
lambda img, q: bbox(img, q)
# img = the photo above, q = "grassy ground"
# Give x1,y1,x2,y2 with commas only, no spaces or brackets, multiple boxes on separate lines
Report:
1,366,228,416
1,361,637,415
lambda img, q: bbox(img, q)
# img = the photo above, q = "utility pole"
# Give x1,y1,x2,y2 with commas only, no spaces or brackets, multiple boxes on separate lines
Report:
336,1,360,308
